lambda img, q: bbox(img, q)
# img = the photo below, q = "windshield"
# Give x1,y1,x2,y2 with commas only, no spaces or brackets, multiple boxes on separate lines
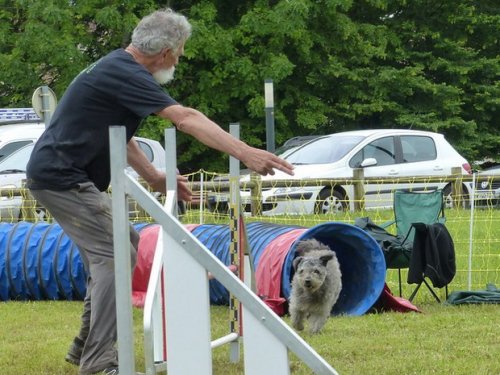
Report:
275,136,320,157
275,144,301,158
284,135,365,164
0,143,34,172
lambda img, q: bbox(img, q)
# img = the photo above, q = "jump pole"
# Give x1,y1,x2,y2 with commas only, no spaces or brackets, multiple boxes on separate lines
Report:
228,123,243,362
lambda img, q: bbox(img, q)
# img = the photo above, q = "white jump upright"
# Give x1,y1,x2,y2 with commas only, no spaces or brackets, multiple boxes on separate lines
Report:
110,126,339,375
110,126,137,375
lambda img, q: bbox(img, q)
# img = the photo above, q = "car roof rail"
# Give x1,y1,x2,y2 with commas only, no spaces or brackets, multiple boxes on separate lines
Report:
0,108,42,123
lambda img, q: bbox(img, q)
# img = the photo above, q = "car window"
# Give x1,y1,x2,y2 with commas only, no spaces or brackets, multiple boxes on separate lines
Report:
136,139,154,162
284,135,365,164
0,140,33,163
351,136,396,167
0,143,34,172
401,135,436,162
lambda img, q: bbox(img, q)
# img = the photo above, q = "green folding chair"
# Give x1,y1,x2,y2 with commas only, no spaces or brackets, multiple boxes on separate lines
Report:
381,190,446,298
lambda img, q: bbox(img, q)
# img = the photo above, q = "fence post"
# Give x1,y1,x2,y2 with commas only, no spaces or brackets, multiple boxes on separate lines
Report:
250,172,262,216
353,168,365,211
451,167,463,207
19,183,38,221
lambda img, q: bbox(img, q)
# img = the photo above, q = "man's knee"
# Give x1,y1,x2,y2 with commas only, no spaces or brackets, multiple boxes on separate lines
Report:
129,227,140,267
130,227,140,251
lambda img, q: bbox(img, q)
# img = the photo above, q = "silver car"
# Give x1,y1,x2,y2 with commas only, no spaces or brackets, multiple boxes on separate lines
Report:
473,165,500,207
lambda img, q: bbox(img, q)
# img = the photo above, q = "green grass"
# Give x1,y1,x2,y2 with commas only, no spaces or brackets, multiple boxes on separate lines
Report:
2,208,498,374
0,301,498,374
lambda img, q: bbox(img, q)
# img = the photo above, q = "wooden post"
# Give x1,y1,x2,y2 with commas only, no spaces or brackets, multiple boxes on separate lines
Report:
353,168,365,211
250,172,262,216
451,167,462,208
20,183,38,222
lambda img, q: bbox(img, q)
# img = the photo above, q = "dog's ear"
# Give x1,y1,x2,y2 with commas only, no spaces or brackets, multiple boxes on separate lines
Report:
319,254,334,266
293,256,304,271
294,241,306,256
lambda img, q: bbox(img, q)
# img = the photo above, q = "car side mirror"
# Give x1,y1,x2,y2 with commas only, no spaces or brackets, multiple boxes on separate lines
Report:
360,158,377,168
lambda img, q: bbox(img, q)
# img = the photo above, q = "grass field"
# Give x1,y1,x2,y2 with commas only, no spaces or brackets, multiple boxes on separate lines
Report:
0,301,498,374
1,208,498,374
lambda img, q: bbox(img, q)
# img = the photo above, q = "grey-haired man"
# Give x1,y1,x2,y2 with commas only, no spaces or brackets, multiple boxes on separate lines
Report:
27,8,293,375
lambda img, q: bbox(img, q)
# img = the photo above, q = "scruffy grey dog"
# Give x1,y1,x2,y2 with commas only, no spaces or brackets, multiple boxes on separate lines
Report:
289,239,342,334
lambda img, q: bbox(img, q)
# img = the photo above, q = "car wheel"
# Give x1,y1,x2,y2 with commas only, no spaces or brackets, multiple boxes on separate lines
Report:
208,201,229,214
315,188,347,214
443,184,470,209
177,200,186,216
35,207,49,221
19,206,49,222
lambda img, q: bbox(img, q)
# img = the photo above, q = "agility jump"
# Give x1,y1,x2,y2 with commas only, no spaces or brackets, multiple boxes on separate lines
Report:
110,125,338,375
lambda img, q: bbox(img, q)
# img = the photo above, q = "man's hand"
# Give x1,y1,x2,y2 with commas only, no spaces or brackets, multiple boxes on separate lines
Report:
127,138,192,201
176,174,193,202
148,173,192,202
241,147,295,176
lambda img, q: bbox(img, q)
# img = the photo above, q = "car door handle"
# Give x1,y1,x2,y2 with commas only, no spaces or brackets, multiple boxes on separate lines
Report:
433,166,444,171
388,170,399,175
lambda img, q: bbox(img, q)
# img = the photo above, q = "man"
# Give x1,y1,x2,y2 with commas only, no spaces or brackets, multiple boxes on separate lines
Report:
26,8,293,375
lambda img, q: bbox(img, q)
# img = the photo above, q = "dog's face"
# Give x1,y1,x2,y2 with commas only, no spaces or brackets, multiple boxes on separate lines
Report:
292,254,333,293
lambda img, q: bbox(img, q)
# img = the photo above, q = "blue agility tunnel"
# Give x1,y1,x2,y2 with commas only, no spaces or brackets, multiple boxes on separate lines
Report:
0,221,149,302
0,221,386,316
191,222,387,316
0,222,87,301
288,222,387,316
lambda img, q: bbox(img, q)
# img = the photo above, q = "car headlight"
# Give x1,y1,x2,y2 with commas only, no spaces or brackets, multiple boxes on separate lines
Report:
0,184,20,200
266,187,314,202
273,187,302,195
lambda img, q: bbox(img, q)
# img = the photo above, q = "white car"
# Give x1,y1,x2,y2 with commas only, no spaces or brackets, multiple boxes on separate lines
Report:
0,136,168,221
209,129,472,215
0,123,45,162
0,108,169,220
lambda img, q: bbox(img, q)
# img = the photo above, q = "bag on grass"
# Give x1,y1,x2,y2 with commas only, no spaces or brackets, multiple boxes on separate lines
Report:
446,284,500,305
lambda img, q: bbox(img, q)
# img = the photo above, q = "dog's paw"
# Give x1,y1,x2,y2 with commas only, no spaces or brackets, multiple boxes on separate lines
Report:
291,317,305,331
308,316,328,334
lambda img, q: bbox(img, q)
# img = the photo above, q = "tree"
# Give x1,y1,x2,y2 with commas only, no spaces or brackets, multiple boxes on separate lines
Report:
0,0,497,173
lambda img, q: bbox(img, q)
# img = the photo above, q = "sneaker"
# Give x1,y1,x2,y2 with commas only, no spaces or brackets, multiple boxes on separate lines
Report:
64,337,85,366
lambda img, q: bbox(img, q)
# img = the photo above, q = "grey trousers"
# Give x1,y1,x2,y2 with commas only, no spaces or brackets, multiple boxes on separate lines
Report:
30,182,140,374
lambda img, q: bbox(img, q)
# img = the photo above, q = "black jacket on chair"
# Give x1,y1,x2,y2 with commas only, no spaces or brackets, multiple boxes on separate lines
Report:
407,222,456,288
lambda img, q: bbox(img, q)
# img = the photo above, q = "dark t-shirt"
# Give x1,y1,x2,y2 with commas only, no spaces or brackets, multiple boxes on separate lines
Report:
26,49,177,191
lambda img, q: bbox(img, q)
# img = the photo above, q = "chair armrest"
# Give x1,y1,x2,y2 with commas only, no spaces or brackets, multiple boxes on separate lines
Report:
380,219,395,229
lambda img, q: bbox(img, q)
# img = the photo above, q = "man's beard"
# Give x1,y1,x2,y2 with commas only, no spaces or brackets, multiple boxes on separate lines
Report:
153,67,175,85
